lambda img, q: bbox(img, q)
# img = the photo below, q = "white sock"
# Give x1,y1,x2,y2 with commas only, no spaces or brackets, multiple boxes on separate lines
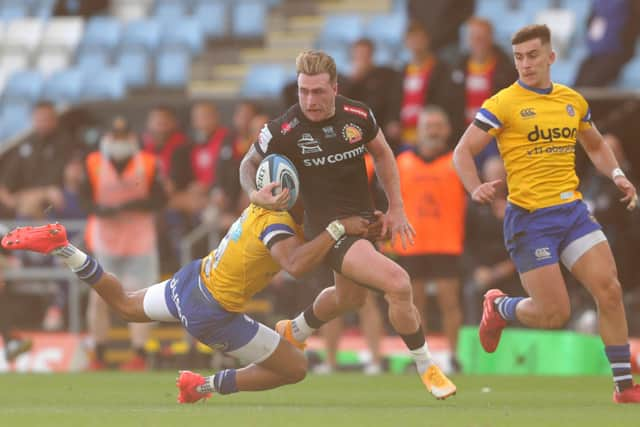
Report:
52,244,88,271
291,313,315,342
410,344,434,375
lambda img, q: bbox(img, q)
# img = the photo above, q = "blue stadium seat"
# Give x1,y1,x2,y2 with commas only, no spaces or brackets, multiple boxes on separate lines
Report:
193,0,227,38
31,0,56,19
364,13,407,47
551,59,580,86
155,49,191,87
82,16,122,51
0,101,32,142
121,19,161,52
3,70,44,103
80,68,126,100
41,68,85,104
617,57,640,89
76,49,111,73
242,64,288,97
231,1,267,38
160,18,203,53
116,48,151,87
1,1,29,20
153,0,189,20
314,41,350,73
320,14,364,45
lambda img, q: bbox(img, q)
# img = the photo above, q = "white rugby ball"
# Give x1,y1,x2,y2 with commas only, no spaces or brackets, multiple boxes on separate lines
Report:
255,154,299,210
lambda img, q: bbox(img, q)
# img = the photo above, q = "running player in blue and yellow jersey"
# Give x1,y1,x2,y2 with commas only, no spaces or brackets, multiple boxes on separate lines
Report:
0,191,371,403
453,24,640,403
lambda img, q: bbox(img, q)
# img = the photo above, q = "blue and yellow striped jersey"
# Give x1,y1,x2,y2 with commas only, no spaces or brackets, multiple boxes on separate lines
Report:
474,80,593,211
200,204,302,312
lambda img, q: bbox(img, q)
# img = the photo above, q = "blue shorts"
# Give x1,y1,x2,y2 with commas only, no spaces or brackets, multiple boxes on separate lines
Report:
163,259,260,353
503,200,603,273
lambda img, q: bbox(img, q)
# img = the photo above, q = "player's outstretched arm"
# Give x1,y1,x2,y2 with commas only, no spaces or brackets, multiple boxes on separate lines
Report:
453,124,501,204
239,145,290,210
579,127,638,210
269,216,368,278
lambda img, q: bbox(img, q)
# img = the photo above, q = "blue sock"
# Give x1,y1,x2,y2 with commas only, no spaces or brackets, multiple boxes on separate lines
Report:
495,296,523,322
73,256,104,285
213,369,238,395
605,344,633,392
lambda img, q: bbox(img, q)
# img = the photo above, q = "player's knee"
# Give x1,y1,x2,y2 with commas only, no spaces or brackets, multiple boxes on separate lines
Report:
383,266,412,299
595,277,623,313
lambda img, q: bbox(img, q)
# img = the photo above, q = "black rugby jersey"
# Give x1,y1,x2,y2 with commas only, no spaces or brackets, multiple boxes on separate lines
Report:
254,95,380,236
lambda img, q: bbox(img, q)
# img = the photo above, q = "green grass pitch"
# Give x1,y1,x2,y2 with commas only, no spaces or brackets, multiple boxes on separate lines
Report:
1,373,637,426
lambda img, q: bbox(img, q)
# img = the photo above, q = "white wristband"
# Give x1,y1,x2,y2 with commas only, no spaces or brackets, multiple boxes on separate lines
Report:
326,220,345,241
612,167,626,180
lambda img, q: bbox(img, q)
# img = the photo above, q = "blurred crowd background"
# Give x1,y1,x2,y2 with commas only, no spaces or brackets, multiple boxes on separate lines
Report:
0,0,639,373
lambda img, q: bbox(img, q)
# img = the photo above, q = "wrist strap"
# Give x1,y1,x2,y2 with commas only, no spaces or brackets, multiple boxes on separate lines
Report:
612,167,626,180
326,221,345,241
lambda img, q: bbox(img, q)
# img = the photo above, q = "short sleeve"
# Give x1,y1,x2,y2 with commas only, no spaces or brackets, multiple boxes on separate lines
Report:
473,95,505,137
575,92,593,132
254,121,279,157
363,107,380,143
259,211,299,249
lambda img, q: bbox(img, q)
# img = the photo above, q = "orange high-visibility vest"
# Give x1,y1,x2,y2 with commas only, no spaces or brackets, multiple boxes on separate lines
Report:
85,151,158,256
391,150,466,255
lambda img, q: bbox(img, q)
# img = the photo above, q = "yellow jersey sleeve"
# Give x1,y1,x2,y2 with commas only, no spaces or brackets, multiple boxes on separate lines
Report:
575,92,593,132
257,210,300,250
473,93,507,137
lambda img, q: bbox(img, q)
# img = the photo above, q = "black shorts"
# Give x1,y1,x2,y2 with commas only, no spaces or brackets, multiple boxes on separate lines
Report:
397,254,460,280
325,235,366,273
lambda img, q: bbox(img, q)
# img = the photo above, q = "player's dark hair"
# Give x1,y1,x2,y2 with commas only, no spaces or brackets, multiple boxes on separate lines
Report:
296,50,337,83
511,24,551,46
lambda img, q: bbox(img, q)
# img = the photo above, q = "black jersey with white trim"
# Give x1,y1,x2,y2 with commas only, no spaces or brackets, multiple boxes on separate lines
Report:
254,95,380,236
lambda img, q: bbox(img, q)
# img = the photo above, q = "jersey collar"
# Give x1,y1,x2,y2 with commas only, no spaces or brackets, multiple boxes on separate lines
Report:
517,79,553,95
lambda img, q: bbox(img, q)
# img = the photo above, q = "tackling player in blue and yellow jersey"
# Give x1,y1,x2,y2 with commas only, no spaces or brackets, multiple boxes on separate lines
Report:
453,24,640,403
0,182,373,403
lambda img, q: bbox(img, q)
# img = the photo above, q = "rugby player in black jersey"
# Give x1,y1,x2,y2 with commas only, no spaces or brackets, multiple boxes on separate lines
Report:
239,50,456,399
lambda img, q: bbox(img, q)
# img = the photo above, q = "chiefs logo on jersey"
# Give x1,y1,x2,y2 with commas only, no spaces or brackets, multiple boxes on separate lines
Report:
342,123,363,144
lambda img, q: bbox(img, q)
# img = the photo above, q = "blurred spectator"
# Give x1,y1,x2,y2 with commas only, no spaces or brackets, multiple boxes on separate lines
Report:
392,106,466,371
0,225,31,363
80,117,166,371
142,106,187,178
341,38,401,148
574,0,640,87
408,0,475,64
0,101,82,219
395,22,465,148
171,101,232,192
54,0,109,17
141,106,188,276
211,101,260,229
462,156,521,324
454,17,517,168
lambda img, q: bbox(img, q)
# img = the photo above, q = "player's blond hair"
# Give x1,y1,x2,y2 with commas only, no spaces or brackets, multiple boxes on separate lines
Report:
511,24,551,46
295,50,337,83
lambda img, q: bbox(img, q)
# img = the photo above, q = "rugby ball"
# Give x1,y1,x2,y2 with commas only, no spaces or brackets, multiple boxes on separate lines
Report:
255,154,299,210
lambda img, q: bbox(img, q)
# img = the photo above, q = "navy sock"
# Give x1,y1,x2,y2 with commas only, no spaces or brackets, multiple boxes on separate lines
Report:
495,296,523,322
73,256,104,285
605,344,633,392
212,369,238,395
303,305,325,329
400,326,426,351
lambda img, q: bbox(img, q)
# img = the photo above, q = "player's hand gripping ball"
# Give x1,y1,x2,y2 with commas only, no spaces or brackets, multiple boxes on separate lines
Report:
256,154,300,210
